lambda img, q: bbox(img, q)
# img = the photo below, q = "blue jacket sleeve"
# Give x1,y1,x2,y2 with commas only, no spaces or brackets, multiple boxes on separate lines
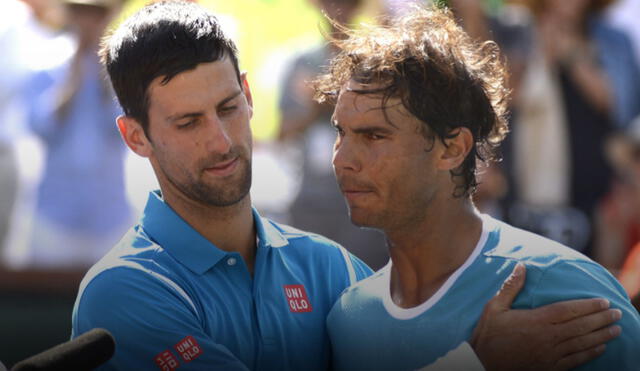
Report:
527,260,640,370
72,267,250,371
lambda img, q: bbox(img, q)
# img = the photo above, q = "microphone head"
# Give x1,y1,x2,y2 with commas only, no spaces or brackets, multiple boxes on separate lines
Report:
12,328,115,371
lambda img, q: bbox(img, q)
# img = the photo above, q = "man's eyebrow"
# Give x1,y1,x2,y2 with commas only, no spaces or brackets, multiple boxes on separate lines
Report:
352,126,394,136
166,90,243,123
167,112,201,123
332,118,394,135
216,89,243,109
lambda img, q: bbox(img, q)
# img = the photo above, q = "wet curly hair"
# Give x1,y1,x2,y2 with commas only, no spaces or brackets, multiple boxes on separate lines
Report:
314,5,510,197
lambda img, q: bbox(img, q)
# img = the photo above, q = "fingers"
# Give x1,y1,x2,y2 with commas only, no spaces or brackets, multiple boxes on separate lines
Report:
556,324,621,360
469,265,525,349
556,308,622,341
488,263,527,311
554,344,607,371
537,298,611,324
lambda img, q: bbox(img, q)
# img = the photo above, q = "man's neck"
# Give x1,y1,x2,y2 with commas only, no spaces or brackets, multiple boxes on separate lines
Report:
386,197,483,309
162,190,257,274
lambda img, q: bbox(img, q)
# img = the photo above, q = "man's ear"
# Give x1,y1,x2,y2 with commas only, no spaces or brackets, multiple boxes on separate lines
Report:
240,72,254,118
437,127,474,171
117,115,153,158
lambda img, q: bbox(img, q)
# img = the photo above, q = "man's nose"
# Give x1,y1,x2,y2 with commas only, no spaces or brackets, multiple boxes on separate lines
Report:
332,135,360,173
205,116,232,154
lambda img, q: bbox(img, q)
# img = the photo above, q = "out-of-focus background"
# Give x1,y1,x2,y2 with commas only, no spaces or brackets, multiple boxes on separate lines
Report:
0,0,639,367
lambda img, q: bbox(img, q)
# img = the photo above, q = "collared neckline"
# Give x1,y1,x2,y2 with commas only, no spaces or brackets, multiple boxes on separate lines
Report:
140,190,288,275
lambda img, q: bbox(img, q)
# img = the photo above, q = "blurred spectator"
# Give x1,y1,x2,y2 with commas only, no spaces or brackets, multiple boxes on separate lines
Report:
0,0,72,258
447,1,534,96
23,0,132,269
594,116,640,273
596,116,640,309
508,0,640,254
0,0,28,259
277,0,388,270
606,0,640,65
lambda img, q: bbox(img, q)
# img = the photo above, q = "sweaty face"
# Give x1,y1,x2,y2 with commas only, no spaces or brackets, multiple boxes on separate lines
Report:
146,59,253,207
332,80,442,231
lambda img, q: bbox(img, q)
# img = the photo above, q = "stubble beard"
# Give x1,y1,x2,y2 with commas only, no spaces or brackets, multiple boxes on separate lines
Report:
346,203,386,231
164,153,253,208
346,191,430,234
190,158,252,207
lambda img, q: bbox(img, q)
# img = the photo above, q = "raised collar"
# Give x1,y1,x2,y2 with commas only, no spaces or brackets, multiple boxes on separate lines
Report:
140,190,288,275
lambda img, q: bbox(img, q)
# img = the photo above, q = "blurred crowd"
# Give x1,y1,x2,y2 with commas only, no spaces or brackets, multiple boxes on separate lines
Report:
1,0,639,310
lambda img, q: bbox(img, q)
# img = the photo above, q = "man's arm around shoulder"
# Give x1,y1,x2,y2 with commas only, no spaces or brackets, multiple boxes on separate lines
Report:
471,263,629,371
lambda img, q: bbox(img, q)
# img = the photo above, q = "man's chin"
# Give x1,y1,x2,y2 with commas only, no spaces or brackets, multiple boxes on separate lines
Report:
348,209,379,230
192,177,251,207
194,192,245,209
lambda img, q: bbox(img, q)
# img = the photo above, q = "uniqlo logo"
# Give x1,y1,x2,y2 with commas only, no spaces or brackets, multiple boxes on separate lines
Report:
174,335,202,363
154,350,179,371
284,284,313,313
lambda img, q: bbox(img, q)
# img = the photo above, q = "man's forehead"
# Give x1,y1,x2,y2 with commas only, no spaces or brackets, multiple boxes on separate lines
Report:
148,60,237,99
149,58,237,91
338,85,384,109
333,80,425,133
337,84,407,119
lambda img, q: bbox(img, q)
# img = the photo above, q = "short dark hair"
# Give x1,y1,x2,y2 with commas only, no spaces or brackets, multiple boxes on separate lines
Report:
314,5,510,197
100,0,241,135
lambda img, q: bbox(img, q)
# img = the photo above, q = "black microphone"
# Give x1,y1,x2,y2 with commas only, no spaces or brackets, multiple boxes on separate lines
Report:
12,328,115,371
